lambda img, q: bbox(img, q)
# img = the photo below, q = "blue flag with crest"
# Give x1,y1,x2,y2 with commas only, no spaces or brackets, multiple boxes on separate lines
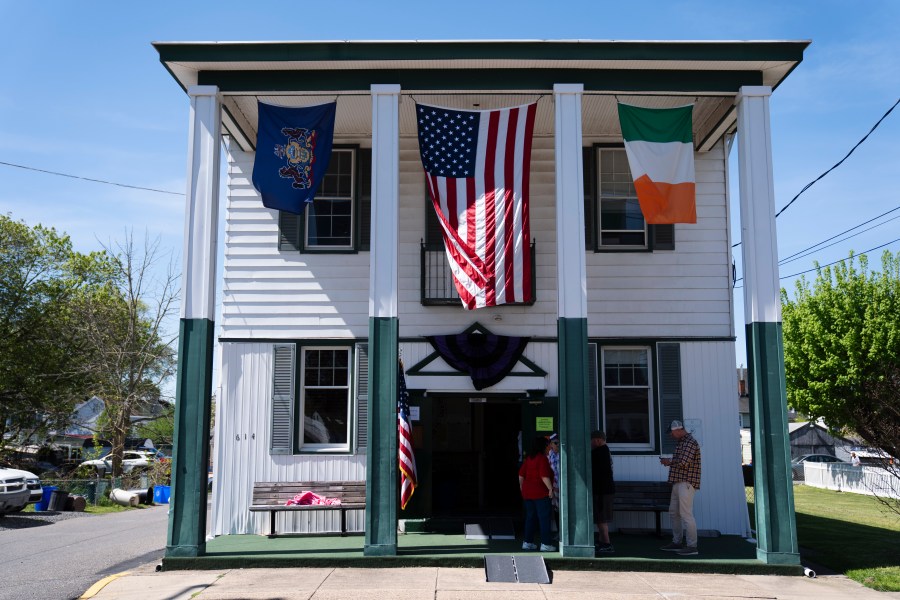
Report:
252,102,336,214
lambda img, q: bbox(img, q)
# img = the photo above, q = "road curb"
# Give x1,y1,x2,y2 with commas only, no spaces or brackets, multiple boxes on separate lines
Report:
79,571,131,599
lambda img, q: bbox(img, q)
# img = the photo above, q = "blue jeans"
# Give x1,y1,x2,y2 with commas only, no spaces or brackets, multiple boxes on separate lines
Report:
523,497,553,546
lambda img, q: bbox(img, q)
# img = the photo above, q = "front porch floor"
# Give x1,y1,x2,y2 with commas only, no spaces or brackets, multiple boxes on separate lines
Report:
163,532,803,575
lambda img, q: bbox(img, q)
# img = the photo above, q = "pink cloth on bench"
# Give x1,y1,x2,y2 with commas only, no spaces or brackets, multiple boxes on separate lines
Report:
285,491,342,506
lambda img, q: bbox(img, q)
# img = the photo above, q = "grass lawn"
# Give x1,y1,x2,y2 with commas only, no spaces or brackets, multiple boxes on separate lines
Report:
753,485,900,592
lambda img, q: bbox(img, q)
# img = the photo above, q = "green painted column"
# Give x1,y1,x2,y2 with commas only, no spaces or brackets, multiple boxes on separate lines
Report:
364,317,398,556
747,322,799,564
167,318,214,557
736,86,800,565
557,317,595,558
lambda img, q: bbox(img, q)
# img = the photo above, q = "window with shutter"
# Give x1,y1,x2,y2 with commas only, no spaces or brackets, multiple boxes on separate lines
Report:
586,146,676,252
599,346,654,451
657,343,683,455
276,146,367,252
270,344,295,455
298,347,352,452
354,342,369,453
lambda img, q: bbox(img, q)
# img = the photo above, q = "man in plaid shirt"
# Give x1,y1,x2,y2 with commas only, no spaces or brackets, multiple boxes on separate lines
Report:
659,420,701,556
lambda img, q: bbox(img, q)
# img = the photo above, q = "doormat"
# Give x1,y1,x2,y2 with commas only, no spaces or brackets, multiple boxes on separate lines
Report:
484,555,550,584
464,519,515,540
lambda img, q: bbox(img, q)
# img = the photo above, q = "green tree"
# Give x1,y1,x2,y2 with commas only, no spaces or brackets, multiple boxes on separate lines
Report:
0,214,111,450
782,251,900,511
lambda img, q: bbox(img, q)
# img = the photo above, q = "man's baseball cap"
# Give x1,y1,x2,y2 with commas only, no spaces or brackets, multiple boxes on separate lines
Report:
547,432,559,442
668,420,685,432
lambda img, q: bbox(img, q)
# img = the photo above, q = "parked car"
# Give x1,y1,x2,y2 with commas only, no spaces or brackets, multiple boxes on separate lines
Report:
0,464,42,506
78,450,157,476
0,467,34,515
791,454,846,481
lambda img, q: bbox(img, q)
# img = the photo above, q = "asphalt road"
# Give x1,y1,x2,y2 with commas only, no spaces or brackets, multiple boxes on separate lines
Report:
0,504,168,600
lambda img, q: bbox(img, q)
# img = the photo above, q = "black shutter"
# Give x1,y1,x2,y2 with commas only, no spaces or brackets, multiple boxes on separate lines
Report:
651,224,675,251
270,344,295,455
358,148,372,251
278,211,302,251
583,146,595,251
658,343,683,454
355,342,369,453
424,190,443,249
588,342,599,433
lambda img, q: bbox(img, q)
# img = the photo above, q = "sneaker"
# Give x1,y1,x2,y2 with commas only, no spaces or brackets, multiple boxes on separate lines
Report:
539,544,557,552
521,542,538,551
595,543,615,553
676,546,699,556
659,541,683,551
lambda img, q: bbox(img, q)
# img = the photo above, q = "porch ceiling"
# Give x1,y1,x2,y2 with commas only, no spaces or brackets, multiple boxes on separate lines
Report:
155,39,809,152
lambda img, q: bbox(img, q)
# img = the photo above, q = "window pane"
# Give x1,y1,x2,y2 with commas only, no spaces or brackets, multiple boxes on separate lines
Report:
604,388,650,443
600,198,644,231
303,389,348,444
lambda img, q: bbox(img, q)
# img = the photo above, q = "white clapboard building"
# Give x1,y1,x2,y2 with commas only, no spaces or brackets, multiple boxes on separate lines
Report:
157,40,807,563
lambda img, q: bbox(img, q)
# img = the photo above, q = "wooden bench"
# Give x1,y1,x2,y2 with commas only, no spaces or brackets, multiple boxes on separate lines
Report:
612,481,672,536
249,481,366,537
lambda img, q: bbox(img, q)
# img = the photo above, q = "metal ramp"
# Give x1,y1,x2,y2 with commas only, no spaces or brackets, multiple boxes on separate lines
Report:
484,555,550,584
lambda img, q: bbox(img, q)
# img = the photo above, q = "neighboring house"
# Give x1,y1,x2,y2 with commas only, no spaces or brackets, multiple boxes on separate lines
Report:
789,420,856,462
156,39,808,562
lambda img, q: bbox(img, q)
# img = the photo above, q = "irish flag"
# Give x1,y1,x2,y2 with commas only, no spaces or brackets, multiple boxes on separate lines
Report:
618,103,696,224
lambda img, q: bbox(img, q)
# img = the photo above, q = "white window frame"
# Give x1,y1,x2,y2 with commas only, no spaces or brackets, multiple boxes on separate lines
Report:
600,346,655,451
298,346,352,452
597,148,648,250
305,148,355,250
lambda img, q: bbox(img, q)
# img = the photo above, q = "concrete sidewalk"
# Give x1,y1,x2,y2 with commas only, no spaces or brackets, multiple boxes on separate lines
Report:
83,563,900,599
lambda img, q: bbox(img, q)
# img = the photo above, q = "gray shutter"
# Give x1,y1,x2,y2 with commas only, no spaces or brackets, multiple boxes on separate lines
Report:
358,148,372,251
658,343,683,454
278,211,302,251
651,225,675,251
355,342,369,453
583,146,595,251
270,344,295,455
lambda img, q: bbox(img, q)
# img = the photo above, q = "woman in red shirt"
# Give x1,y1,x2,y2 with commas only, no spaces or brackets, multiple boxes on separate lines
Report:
518,436,556,551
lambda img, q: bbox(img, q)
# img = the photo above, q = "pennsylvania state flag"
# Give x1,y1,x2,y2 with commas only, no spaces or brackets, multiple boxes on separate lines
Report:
252,102,336,214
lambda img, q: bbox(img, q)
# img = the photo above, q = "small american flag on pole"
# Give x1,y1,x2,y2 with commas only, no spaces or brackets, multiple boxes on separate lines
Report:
416,102,537,309
398,360,417,510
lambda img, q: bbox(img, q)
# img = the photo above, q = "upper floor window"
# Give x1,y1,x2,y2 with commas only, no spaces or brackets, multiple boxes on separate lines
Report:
598,149,647,249
278,147,372,253
583,146,674,252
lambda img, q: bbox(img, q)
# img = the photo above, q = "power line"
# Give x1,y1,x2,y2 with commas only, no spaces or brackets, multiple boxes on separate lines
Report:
779,208,900,266
775,97,900,218
0,160,184,196
734,236,900,287
731,97,900,249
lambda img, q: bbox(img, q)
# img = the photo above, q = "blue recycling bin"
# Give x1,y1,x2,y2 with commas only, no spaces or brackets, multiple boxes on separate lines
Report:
153,485,171,504
35,486,57,512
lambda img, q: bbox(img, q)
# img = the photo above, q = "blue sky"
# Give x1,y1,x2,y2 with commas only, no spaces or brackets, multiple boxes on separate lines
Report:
1,1,898,370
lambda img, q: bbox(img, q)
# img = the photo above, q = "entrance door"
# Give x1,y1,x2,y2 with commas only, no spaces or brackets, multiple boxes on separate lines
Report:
430,396,522,516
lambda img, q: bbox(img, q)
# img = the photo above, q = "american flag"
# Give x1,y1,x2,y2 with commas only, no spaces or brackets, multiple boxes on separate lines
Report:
398,360,417,510
416,102,536,309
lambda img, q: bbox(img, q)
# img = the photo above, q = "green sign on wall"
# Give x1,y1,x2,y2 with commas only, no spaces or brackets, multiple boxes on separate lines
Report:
536,417,554,432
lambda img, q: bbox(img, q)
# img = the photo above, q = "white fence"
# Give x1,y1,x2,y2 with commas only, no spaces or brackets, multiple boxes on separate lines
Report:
804,462,900,499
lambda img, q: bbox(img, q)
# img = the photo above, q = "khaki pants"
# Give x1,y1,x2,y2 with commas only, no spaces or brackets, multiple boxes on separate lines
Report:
668,481,697,547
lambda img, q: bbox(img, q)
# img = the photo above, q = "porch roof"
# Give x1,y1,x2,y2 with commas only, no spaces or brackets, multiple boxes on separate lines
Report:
154,39,809,152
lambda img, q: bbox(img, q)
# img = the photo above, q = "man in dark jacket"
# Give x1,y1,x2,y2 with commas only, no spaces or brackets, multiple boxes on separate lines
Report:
591,430,615,553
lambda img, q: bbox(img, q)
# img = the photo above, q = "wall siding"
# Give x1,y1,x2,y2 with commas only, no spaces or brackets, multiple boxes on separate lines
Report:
217,137,743,537
223,138,732,341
